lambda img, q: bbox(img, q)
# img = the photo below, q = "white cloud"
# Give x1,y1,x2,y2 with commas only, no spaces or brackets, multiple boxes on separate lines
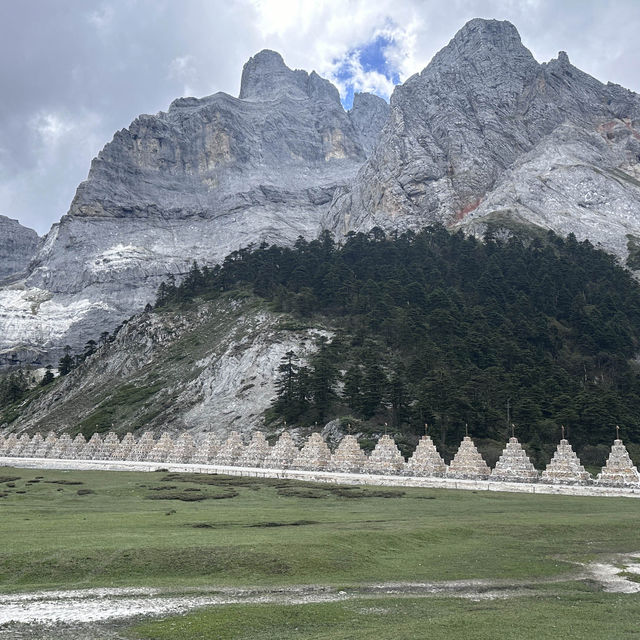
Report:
168,55,198,97
30,112,74,147
87,4,115,33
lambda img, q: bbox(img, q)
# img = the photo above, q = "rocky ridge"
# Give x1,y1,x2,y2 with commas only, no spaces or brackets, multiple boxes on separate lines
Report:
3,17,640,368
0,51,386,364
325,19,640,261
0,216,39,282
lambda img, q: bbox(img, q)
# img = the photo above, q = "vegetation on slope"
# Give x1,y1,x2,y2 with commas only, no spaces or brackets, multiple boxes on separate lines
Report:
156,226,640,463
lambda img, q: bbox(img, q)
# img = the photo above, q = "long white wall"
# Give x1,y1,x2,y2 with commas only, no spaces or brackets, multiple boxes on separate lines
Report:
2,456,640,500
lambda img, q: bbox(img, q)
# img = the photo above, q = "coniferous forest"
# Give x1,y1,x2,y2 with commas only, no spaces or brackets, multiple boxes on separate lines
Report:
156,226,640,463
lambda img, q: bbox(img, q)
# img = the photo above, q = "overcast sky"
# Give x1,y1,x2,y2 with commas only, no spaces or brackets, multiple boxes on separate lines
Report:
1,0,639,235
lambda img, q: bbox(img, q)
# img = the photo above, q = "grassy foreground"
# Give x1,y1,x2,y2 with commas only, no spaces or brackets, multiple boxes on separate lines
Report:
1,465,639,638
131,592,640,640
1,465,640,592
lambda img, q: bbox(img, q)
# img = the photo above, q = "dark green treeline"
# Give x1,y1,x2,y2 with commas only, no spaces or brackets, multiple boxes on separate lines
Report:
156,226,640,461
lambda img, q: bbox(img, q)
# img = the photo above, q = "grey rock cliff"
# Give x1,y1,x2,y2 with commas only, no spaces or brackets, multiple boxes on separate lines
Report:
0,216,39,281
325,19,640,252
349,92,390,154
0,52,386,364
4,17,640,367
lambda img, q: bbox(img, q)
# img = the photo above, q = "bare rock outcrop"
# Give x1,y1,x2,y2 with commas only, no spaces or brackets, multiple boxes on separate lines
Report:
0,51,386,364
0,215,39,281
325,19,640,264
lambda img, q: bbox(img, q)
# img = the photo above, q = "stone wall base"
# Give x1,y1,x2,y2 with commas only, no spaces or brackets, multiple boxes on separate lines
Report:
3,456,640,499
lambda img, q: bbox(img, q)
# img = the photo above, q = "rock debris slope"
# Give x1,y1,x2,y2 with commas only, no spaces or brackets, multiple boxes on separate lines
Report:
0,51,386,363
3,295,331,436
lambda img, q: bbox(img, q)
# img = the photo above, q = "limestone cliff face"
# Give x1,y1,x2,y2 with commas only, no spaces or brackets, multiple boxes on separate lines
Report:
348,92,390,155
0,216,39,281
325,18,640,256
0,51,386,364
4,17,640,367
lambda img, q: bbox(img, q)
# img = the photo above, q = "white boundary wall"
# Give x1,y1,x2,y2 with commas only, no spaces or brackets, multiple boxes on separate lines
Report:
2,456,640,499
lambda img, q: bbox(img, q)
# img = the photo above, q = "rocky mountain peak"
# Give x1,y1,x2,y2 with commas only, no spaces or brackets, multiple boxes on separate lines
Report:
0,46,383,365
239,49,339,104
422,18,537,84
454,17,522,47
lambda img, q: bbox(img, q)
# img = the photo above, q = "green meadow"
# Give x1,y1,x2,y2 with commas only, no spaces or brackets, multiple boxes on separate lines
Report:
1,465,639,638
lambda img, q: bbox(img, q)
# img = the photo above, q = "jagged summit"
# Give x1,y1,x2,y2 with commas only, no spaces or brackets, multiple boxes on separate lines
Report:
239,49,340,104
325,16,640,258
3,17,640,365
436,18,531,62
0,47,386,363
415,18,537,85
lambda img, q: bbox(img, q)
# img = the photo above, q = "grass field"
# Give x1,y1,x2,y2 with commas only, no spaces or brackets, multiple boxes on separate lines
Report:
131,593,640,640
1,465,639,638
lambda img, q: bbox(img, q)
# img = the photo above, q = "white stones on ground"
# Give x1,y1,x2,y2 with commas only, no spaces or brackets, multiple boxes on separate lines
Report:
112,433,135,461
215,431,246,466
541,439,591,484
364,434,405,475
596,439,640,486
20,433,44,458
191,433,222,464
491,437,539,482
167,433,196,464
329,435,367,473
405,435,447,477
293,433,332,471
129,432,155,461
263,431,299,469
34,432,58,458
239,431,271,468
446,436,491,479
146,434,175,463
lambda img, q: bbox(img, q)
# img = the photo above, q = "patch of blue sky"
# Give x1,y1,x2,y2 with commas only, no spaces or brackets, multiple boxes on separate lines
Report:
333,34,400,109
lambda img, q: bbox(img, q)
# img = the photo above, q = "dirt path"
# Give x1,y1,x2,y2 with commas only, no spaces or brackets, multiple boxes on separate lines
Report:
0,554,638,632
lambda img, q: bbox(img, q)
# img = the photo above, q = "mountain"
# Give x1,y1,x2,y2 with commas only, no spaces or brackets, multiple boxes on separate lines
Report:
325,19,640,259
3,17,640,367
0,216,39,281
0,51,387,365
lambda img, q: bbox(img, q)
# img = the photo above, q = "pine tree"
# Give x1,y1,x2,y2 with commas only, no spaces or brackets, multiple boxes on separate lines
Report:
58,345,74,376
40,365,55,386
